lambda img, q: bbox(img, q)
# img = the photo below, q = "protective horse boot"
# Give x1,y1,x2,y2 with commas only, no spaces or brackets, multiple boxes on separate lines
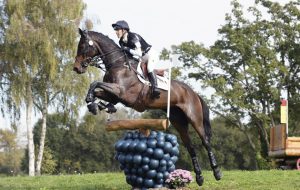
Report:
105,103,117,113
87,102,98,115
87,99,107,115
148,72,160,99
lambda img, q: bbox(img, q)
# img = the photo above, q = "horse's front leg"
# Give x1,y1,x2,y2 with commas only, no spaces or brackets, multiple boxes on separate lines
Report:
85,81,121,115
87,98,117,115
85,81,121,102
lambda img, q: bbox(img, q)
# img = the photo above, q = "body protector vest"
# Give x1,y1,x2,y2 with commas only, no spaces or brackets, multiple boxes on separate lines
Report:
119,32,151,59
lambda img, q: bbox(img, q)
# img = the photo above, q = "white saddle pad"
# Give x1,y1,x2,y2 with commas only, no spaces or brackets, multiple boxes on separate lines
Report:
136,62,169,91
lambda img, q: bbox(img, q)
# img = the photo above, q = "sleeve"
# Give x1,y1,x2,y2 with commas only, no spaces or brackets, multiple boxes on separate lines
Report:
128,34,143,58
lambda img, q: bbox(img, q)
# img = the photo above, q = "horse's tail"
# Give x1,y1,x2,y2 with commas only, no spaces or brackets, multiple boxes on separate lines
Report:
198,95,212,141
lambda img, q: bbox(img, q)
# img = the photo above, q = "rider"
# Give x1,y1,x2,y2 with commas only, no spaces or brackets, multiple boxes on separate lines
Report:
112,20,160,99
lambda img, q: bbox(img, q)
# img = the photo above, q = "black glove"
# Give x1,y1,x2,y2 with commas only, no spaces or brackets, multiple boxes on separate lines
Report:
122,46,130,53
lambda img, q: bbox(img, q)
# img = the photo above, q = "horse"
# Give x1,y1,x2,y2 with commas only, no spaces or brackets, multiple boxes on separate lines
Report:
73,28,222,186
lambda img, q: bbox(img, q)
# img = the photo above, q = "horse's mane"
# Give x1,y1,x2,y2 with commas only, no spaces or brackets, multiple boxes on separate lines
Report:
88,31,120,49
87,31,139,69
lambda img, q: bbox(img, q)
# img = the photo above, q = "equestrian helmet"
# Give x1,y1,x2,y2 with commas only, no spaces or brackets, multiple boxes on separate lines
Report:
112,20,130,31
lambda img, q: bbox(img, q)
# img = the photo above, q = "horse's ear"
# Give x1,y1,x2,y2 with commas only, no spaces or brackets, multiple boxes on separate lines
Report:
78,28,87,38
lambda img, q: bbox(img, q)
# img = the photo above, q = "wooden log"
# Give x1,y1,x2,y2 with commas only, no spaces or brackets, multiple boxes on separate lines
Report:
105,119,168,132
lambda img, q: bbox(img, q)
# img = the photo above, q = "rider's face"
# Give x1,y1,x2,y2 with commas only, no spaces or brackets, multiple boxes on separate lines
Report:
115,29,125,38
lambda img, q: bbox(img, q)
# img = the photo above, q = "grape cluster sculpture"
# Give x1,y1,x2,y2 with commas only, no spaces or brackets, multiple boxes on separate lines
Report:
115,130,179,189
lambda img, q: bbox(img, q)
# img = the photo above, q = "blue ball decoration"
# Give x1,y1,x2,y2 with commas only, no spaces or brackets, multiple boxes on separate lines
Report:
136,177,143,186
115,140,123,151
156,140,165,148
147,138,157,148
142,156,150,165
125,154,133,163
153,148,164,160
144,179,154,188
135,142,147,153
163,142,173,153
142,164,149,172
145,147,154,156
156,172,164,180
133,154,142,165
159,159,167,167
149,159,159,169
114,130,179,189
146,169,157,178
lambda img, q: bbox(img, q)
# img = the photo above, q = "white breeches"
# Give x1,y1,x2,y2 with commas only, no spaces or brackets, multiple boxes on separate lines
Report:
142,48,158,73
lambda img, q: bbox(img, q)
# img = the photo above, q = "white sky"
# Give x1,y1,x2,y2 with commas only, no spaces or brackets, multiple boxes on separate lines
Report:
83,0,243,50
0,0,291,135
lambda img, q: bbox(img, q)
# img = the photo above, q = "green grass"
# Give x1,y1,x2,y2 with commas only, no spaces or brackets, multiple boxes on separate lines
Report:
0,170,299,190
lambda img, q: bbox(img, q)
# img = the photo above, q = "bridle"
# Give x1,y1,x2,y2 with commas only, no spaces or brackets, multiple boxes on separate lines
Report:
78,36,124,70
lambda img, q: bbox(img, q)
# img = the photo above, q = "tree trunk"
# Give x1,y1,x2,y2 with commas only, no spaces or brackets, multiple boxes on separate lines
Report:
26,83,35,176
36,92,48,176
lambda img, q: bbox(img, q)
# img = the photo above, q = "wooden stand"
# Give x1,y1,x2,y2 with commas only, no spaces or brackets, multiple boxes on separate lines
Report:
105,119,168,136
269,124,300,169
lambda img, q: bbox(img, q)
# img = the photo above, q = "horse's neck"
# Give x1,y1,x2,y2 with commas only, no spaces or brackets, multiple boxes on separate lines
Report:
106,58,139,82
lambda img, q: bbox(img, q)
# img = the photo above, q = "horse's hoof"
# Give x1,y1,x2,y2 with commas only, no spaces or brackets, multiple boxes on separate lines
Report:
85,93,95,103
87,103,98,115
213,168,222,180
106,104,117,113
196,174,204,186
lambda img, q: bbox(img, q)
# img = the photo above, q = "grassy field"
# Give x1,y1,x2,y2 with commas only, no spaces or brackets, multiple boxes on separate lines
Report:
0,170,299,190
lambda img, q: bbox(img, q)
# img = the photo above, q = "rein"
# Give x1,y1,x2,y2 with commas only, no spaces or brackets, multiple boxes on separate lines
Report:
81,42,124,71
79,34,140,72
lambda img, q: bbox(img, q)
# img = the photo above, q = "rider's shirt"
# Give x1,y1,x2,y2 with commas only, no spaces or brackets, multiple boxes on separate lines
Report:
119,32,151,59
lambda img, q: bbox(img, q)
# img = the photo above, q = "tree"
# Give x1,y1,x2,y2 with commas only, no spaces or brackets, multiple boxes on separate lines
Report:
0,128,23,175
0,0,87,175
170,0,300,166
32,110,130,174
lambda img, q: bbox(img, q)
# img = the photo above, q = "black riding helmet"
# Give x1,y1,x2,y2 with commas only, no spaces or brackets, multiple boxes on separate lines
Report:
112,20,130,31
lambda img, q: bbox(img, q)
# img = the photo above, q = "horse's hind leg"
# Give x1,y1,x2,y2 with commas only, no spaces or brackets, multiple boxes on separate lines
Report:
190,113,222,181
169,109,204,186
202,132,222,180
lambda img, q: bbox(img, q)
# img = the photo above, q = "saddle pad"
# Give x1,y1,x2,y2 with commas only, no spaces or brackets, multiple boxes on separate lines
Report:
137,62,169,91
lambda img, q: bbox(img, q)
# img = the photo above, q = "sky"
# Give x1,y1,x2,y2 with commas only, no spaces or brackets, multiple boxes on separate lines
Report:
0,0,291,138
83,0,243,50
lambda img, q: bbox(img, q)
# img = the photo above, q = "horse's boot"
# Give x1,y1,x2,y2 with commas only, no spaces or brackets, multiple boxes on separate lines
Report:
85,92,95,103
87,102,98,115
148,72,160,99
106,103,117,113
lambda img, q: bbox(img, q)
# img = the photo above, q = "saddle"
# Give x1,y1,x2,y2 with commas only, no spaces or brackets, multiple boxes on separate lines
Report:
140,61,165,80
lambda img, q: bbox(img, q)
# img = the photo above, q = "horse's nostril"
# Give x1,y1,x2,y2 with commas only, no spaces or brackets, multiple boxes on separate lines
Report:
73,67,78,72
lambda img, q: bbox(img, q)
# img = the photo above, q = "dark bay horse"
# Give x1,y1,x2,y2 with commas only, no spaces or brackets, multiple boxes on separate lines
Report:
73,29,221,186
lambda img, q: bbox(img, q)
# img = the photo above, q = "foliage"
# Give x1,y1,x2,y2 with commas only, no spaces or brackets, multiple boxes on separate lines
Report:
28,112,125,174
0,0,88,176
165,169,193,189
0,128,23,175
40,147,57,175
168,0,300,165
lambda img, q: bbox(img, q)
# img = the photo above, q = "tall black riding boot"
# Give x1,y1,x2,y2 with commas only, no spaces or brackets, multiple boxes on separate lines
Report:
148,72,160,99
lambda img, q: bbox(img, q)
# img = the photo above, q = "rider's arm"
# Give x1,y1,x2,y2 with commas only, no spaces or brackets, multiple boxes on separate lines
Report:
128,42,142,58
127,34,143,58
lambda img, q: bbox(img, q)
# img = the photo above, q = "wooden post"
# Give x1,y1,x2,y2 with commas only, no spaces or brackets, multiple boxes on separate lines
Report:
105,119,168,132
